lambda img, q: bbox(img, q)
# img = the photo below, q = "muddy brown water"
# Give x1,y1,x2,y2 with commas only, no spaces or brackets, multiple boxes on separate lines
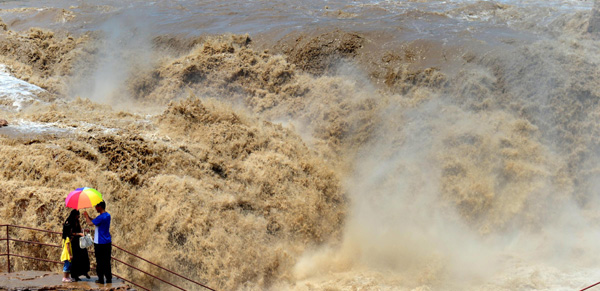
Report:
1,0,600,290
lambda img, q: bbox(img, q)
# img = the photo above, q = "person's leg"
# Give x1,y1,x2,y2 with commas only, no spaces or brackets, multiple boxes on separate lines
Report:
105,243,112,283
62,260,72,282
77,243,91,279
94,244,104,283
97,243,112,283
83,247,91,279
63,261,68,280
71,246,80,281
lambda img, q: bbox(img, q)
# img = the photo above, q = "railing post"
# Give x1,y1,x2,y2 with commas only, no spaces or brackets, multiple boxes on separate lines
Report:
6,225,10,273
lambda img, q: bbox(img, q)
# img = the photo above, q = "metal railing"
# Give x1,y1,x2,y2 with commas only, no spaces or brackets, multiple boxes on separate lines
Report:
0,224,216,291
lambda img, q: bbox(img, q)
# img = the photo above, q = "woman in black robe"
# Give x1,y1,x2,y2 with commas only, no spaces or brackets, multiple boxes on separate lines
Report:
65,209,91,281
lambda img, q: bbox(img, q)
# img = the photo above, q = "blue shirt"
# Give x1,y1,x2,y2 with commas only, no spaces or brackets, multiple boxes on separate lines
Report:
92,212,112,244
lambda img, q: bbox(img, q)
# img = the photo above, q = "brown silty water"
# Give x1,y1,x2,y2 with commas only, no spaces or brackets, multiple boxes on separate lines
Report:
1,0,600,290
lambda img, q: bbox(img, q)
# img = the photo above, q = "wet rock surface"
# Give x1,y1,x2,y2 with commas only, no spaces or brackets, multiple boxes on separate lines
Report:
0,271,131,291
589,0,600,35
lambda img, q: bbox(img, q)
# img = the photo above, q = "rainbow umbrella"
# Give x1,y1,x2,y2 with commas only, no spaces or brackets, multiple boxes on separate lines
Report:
65,187,103,210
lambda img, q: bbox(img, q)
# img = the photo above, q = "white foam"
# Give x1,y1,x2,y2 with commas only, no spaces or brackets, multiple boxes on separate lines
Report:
8,119,72,135
0,120,70,139
75,121,120,134
0,64,45,111
0,118,127,139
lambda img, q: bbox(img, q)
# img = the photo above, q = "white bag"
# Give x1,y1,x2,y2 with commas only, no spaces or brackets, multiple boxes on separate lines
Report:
80,234,93,249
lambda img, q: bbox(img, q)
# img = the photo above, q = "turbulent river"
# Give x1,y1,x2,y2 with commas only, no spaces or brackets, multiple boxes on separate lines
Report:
1,0,600,290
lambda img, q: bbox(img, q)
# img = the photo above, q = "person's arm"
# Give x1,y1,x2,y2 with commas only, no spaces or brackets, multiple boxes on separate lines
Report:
83,212,94,226
68,225,75,237
72,224,83,237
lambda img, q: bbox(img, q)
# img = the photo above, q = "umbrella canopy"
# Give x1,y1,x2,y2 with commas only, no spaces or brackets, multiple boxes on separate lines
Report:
65,187,103,210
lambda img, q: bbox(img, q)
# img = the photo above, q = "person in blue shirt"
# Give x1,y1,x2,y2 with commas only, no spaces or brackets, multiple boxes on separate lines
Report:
84,201,112,284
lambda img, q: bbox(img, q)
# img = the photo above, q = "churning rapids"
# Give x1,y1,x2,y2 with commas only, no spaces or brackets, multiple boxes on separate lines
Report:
1,0,600,290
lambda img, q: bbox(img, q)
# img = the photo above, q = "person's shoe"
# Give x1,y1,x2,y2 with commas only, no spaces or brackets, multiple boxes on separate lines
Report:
73,277,81,282
62,278,74,283
85,274,91,279
95,279,104,284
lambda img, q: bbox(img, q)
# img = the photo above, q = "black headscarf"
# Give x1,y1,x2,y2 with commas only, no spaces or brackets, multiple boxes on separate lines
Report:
62,209,80,239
